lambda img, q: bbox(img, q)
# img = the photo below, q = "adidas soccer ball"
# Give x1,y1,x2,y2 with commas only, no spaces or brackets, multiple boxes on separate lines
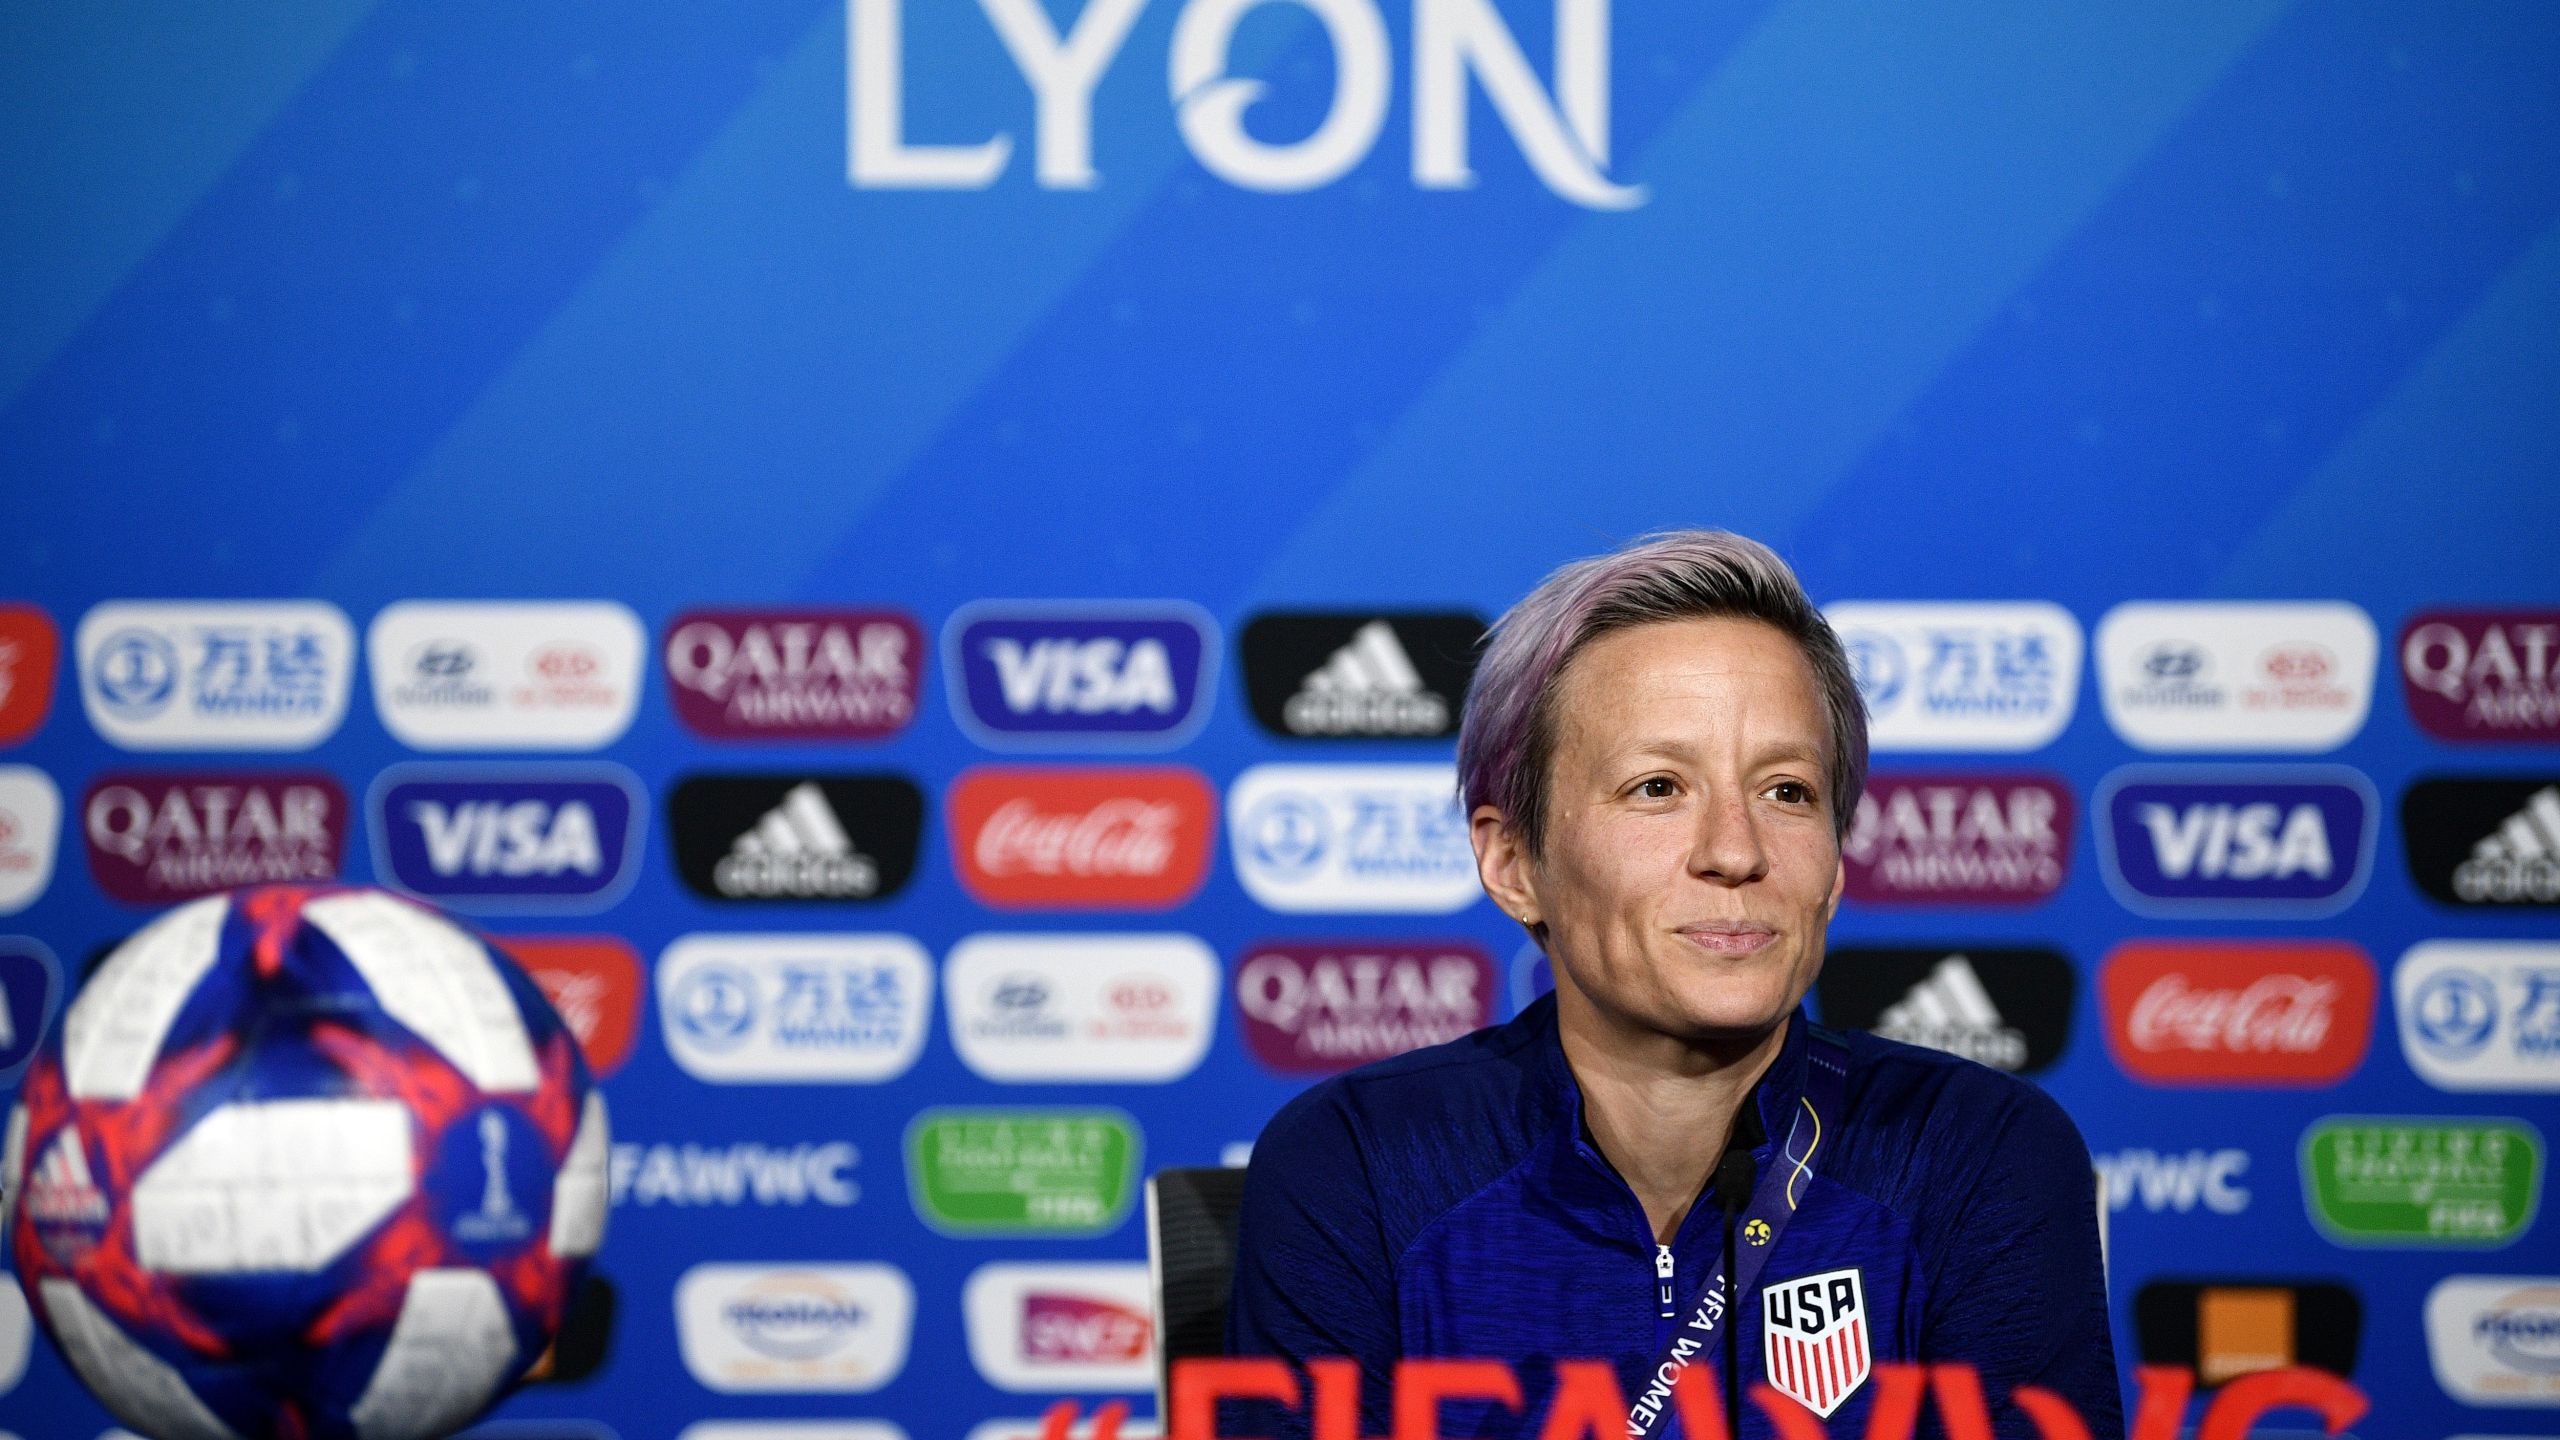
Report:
0,885,609,1440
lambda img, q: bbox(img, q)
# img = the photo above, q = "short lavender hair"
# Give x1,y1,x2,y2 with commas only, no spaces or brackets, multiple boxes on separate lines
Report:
1457,530,1869,855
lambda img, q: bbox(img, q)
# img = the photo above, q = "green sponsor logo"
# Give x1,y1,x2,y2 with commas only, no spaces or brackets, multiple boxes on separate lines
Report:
907,1108,1140,1236
2300,1116,2542,1246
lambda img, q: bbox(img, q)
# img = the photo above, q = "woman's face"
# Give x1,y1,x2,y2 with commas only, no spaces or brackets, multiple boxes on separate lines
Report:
1478,616,1845,1046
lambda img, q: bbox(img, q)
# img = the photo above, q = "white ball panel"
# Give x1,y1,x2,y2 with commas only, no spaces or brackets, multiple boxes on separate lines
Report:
549,1091,609,1260
348,1268,517,1440
132,1099,412,1274
63,895,229,1101
305,892,537,1093
39,1278,243,1440
0,1102,26,1238
0,1281,28,1393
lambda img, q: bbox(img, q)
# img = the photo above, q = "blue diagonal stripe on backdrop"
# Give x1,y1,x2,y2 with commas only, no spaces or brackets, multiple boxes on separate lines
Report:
1780,0,2560,608
0,1,380,407
1241,0,2298,610
0,0,825,596
2217,215,2560,606
306,0,1331,611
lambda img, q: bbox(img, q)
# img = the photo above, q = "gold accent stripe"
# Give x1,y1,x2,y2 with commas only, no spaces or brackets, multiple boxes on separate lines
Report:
1786,1096,1822,1209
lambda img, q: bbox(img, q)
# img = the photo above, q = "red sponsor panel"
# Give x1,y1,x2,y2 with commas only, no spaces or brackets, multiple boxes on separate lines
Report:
1841,772,2072,905
664,608,924,741
0,604,60,746
2099,940,2374,1086
2400,609,2560,741
500,936,644,1077
1235,940,1496,1075
949,766,1214,909
82,772,348,904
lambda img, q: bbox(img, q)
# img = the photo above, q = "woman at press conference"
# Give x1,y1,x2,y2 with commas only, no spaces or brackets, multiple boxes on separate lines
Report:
1227,530,2122,1439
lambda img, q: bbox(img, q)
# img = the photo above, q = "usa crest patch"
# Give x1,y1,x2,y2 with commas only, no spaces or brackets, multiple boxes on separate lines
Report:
1762,1266,1870,1416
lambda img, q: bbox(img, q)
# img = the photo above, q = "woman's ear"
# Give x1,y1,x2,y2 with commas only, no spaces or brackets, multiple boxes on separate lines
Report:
1471,804,1543,929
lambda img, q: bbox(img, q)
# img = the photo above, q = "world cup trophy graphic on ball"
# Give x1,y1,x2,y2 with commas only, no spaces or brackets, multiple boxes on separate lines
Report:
0,884,610,1440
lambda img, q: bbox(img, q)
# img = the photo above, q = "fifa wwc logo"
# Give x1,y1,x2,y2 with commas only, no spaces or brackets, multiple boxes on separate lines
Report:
452,1109,534,1245
847,0,1645,209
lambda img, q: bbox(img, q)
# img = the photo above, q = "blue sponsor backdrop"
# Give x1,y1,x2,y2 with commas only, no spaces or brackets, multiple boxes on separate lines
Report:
5,1,2560,1436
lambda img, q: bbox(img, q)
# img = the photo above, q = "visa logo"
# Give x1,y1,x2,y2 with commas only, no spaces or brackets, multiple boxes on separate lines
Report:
986,637,1176,715
411,799,602,877
2099,767,2374,918
2135,803,2332,880
946,603,1216,749
370,765,643,914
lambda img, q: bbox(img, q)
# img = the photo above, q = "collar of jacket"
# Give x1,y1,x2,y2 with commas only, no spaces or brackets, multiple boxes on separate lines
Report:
1532,995,1804,1177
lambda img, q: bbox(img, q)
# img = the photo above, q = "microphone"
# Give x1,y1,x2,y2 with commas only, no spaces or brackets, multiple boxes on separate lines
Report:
1714,1151,1755,1440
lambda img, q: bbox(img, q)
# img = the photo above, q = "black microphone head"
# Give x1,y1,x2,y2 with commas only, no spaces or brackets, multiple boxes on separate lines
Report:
1714,1150,1757,1213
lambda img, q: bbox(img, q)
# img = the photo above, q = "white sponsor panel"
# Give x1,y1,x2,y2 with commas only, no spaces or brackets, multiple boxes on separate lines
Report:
945,933,1216,1083
0,766,60,914
676,1264,915,1394
2426,1275,2560,1404
1824,603,2081,752
368,601,644,751
1226,764,1476,913
681,1426,910,1440
2397,942,2560,1093
658,935,931,1084
2095,601,2377,752
962,1262,1155,1393
77,601,354,751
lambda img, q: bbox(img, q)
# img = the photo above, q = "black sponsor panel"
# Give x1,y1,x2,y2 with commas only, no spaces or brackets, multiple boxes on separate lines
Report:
2133,1278,2361,1385
1814,946,2074,1075
668,773,924,903
1240,612,1485,739
2402,775,2560,908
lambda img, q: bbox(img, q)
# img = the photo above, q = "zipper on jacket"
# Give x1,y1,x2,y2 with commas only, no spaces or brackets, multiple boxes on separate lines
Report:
1655,1244,1676,1319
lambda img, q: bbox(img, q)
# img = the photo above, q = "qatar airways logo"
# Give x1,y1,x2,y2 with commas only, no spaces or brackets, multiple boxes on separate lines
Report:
1235,941,1494,1073
2101,940,2374,1087
849,0,1642,210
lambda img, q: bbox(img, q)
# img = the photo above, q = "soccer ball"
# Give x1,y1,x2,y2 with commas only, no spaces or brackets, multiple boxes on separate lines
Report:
0,885,609,1440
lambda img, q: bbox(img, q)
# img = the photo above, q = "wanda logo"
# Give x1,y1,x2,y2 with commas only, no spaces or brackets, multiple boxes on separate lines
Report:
2100,940,2373,1086
948,766,1213,908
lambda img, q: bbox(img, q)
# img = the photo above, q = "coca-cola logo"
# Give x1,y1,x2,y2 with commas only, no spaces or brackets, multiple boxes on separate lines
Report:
1235,941,1495,1075
949,766,1213,909
663,609,923,741
1841,773,2072,905
2100,940,2373,1086
82,772,348,904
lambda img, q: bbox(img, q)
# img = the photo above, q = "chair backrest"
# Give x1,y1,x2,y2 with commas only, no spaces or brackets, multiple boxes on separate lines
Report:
1145,1165,1250,1417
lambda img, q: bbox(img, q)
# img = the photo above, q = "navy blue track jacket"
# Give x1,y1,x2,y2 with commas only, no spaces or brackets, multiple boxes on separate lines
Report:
1227,995,2124,1438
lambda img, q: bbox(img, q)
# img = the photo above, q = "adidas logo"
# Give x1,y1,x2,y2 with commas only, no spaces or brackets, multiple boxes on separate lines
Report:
1874,955,2029,1071
1284,621,1449,736
711,782,880,899
2455,784,2560,904
25,1127,108,1228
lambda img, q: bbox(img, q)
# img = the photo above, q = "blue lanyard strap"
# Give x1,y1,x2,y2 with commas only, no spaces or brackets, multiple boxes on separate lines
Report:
1624,1025,1853,1439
